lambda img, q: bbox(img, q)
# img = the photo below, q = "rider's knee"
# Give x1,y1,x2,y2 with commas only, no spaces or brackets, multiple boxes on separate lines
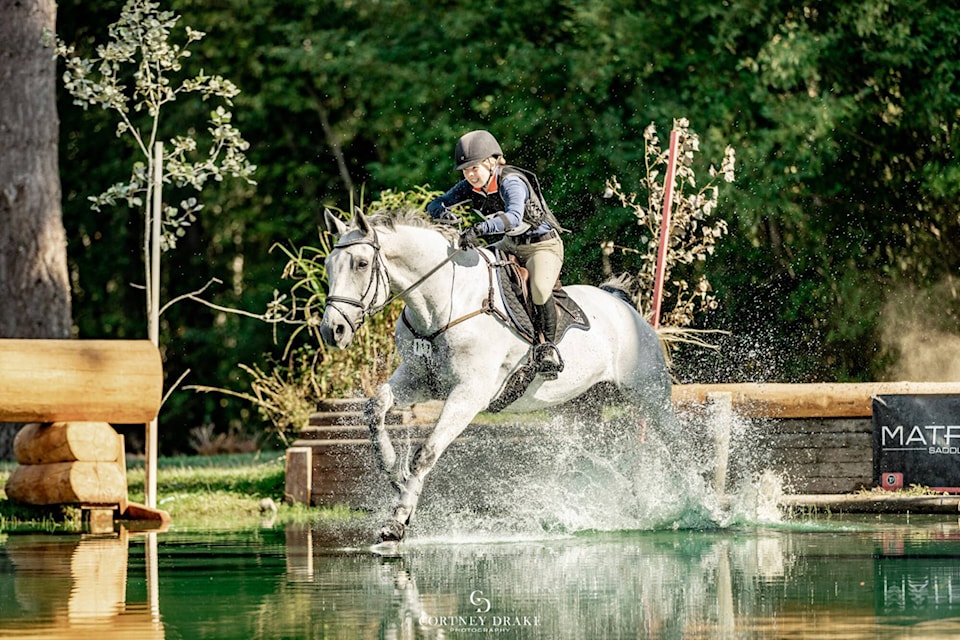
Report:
531,288,552,306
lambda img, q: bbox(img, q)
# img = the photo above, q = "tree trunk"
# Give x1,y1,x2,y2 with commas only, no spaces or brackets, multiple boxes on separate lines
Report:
0,0,73,458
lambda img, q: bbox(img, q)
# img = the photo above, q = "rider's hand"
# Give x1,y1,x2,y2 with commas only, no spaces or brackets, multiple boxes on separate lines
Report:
435,207,461,225
459,225,481,250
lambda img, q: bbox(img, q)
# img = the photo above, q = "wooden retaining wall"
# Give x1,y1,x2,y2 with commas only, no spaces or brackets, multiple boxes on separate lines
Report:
736,417,873,494
285,383,960,506
675,382,960,494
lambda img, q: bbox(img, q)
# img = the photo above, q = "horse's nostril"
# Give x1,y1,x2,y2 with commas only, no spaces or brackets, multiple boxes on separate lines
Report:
335,325,344,336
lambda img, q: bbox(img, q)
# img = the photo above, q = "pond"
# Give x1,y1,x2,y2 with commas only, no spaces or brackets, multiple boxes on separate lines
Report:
3,514,960,639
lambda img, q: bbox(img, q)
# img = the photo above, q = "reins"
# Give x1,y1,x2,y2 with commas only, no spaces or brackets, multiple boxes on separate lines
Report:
325,229,466,333
326,226,509,342
400,249,510,341
381,248,464,312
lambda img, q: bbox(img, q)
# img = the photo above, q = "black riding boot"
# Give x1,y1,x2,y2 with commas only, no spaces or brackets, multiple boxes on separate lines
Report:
534,297,564,379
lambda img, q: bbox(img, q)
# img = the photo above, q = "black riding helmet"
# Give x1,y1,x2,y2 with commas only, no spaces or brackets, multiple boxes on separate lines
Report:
454,130,503,170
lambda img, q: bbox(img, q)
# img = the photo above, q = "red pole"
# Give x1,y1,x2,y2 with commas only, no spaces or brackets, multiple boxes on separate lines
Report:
650,129,680,329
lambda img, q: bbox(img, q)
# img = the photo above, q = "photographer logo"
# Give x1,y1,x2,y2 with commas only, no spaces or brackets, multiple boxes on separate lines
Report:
419,589,541,633
470,590,491,613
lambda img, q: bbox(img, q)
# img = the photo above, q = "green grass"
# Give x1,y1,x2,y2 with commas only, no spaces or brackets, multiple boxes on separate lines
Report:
0,451,360,532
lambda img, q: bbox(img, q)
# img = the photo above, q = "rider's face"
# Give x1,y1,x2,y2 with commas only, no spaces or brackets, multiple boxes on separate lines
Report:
462,158,494,190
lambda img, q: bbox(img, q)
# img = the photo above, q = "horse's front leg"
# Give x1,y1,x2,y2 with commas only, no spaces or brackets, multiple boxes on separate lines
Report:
365,383,399,480
379,386,488,543
365,363,430,490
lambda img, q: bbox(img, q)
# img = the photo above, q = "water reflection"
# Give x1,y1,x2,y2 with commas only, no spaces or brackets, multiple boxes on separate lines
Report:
0,529,164,638
355,532,792,639
268,518,960,639
4,518,960,638
280,519,960,639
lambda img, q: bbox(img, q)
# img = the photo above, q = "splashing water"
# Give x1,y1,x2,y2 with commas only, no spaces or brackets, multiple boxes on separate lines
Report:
375,407,786,543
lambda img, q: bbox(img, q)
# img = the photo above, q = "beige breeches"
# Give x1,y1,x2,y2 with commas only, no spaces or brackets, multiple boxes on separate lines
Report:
498,235,565,305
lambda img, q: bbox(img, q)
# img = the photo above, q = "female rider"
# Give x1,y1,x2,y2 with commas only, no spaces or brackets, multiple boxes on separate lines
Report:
426,130,566,378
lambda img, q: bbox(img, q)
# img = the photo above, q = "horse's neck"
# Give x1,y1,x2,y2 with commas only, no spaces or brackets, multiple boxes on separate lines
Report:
383,227,488,331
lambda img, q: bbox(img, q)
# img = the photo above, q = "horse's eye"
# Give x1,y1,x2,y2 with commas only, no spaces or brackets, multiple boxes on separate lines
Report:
357,259,369,269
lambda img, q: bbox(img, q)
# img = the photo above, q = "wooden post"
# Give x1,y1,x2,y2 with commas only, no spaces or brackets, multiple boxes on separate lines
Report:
650,128,681,329
85,507,116,535
707,391,733,496
717,544,734,636
285,525,314,581
116,432,128,516
285,446,312,506
145,140,164,510
147,532,160,623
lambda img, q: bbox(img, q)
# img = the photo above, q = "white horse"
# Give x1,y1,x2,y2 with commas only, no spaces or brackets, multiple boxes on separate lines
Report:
319,208,674,542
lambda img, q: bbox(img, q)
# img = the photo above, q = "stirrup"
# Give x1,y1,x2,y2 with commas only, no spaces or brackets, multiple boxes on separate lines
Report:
534,343,564,379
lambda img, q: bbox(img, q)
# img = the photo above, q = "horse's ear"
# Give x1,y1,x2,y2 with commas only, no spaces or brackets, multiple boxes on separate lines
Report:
354,208,374,237
323,208,348,239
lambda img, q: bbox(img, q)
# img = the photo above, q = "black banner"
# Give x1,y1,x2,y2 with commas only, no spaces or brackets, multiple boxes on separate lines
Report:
873,395,960,491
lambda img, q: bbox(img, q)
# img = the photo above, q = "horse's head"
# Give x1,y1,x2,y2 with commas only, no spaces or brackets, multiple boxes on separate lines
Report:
319,209,390,349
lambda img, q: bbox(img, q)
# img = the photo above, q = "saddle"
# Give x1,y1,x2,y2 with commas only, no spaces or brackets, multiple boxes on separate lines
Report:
491,249,590,344
485,249,590,413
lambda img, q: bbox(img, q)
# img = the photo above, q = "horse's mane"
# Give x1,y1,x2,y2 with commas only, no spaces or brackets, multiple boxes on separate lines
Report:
364,206,460,242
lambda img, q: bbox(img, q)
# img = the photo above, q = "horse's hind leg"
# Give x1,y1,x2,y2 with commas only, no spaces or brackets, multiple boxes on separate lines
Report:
619,341,678,440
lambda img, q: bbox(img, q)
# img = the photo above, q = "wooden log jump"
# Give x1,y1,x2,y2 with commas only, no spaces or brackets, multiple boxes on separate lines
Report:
0,339,168,526
0,339,162,423
672,382,960,418
5,424,128,509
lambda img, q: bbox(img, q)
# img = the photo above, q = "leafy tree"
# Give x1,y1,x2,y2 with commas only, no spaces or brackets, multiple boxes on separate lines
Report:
56,0,256,454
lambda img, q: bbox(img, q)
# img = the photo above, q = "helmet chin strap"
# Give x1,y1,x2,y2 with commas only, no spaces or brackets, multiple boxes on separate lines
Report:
484,169,496,191
478,162,497,194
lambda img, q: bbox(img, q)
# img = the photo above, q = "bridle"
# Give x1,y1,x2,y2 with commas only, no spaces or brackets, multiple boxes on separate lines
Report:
323,232,391,335
324,227,509,343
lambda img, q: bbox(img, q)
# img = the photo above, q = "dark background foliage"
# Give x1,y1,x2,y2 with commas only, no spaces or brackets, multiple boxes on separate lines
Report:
56,0,960,453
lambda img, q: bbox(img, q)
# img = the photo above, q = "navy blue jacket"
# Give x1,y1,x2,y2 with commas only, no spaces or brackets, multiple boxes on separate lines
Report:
427,166,553,236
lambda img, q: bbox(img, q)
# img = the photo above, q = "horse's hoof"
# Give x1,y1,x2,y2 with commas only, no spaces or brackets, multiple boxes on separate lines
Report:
377,520,406,544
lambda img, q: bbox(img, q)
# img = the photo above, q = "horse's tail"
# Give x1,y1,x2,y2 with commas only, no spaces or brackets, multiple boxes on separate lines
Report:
600,273,675,370
599,273,636,307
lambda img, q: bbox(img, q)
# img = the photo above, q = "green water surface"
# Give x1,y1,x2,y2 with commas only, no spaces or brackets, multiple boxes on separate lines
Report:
2,515,960,639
